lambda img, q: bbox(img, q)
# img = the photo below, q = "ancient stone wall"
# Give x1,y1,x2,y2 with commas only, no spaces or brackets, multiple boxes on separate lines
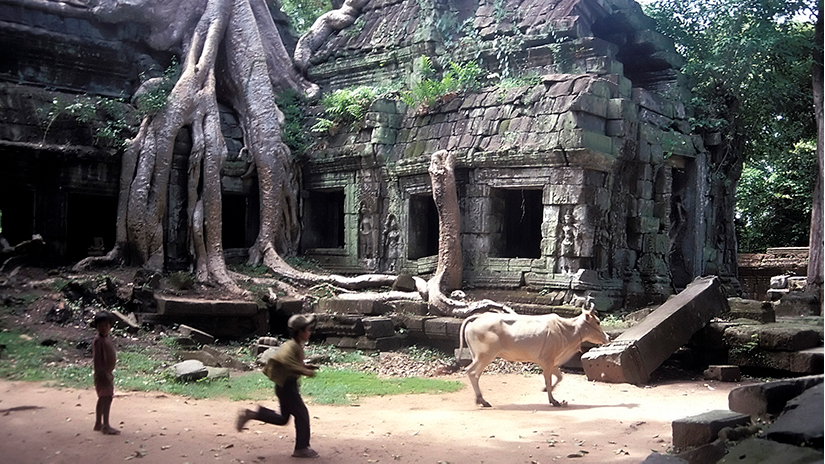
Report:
300,0,736,310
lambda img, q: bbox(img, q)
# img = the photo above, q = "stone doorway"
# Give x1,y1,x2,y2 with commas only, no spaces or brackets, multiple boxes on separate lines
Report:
492,188,542,259
302,189,345,250
66,193,116,262
0,189,35,247
407,193,438,260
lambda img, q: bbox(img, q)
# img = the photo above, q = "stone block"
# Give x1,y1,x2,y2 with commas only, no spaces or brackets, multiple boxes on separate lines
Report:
314,314,365,337
672,409,750,449
581,276,727,384
718,438,824,464
727,298,775,323
355,334,406,351
424,317,463,340
763,383,823,449
362,317,396,338
703,365,741,382
156,295,259,316
775,292,822,317
276,296,304,315
391,314,434,333
336,337,358,349
178,324,215,345
201,345,249,370
641,453,687,463
170,359,208,382
392,274,417,292
759,327,821,351
387,300,428,315
316,297,377,315
728,374,824,417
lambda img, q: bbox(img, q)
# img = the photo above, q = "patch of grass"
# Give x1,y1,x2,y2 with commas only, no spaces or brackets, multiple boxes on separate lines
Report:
302,369,464,405
0,331,462,404
600,314,630,330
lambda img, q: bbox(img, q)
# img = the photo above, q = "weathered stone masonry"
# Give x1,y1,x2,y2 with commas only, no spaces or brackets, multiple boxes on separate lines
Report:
300,0,729,310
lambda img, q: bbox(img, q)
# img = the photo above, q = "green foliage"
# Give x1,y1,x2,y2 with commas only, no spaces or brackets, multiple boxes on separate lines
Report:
135,59,181,117
311,86,384,133
736,140,816,252
400,58,484,108
276,88,310,155
278,0,332,35
301,368,463,404
645,0,818,250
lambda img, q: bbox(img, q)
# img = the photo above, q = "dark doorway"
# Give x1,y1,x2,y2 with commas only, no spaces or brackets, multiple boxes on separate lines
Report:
0,189,35,247
408,194,439,260
494,188,542,258
302,189,345,249
222,194,248,249
66,193,117,262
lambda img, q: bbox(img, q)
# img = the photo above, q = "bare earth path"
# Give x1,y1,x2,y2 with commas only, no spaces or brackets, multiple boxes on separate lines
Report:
0,373,744,463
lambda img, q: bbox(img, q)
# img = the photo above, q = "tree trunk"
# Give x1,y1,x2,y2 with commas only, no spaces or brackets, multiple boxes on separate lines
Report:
808,7,824,307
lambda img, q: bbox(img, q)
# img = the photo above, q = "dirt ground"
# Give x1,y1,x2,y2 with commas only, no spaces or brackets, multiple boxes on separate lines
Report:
0,372,747,463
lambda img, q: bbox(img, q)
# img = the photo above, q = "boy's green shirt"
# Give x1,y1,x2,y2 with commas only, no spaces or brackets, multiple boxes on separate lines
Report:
263,339,306,386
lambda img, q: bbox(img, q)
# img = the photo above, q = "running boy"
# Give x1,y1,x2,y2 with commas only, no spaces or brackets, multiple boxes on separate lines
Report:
236,314,319,458
91,311,120,435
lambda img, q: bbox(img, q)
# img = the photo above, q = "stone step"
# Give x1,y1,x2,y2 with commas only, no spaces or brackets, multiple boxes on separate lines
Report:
155,295,259,316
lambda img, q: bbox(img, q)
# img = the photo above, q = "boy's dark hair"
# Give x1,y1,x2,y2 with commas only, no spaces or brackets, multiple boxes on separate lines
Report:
91,311,115,328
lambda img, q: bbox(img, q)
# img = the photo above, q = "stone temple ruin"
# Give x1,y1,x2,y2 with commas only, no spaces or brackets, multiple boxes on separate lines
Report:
0,0,738,311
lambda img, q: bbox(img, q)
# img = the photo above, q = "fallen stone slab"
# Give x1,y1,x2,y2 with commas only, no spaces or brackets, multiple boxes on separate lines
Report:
111,310,140,332
582,276,727,384
178,324,215,345
763,383,823,449
728,374,824,417
718,438,823,463
155,295,259,316
170,359,208,382
672,409,750,449
675,439,727,463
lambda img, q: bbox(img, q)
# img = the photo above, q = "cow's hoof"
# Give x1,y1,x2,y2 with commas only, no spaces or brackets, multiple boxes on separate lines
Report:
478,400,492,408
550,400,568,407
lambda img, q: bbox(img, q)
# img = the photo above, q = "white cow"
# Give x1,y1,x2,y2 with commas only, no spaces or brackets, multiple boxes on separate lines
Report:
459,309,610,407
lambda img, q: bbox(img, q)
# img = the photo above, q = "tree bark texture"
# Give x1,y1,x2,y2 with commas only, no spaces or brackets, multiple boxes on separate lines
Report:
75,0,319,292
808,7,824,306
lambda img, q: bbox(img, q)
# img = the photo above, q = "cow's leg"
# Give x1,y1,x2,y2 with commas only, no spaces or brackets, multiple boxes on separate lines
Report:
542,366,567,407
466,353,495,407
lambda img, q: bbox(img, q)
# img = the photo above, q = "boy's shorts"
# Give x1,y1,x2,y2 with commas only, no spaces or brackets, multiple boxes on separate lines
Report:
95,372,114,397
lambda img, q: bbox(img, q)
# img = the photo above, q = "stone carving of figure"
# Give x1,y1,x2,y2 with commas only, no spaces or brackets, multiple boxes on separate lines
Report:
558,211,579,274
359,201,375,259
382,214,400,272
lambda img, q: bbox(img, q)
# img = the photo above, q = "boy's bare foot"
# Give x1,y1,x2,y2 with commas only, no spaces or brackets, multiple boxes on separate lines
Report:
101,425,120,435
93,424,102,431
292,447,319,458
236,409,253,432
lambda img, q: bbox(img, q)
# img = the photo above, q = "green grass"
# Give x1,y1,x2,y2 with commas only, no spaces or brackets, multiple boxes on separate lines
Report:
302,369,464,405
0,330,464,404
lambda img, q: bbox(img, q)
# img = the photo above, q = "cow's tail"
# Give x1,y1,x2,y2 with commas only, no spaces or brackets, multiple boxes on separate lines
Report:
456,313,483,370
